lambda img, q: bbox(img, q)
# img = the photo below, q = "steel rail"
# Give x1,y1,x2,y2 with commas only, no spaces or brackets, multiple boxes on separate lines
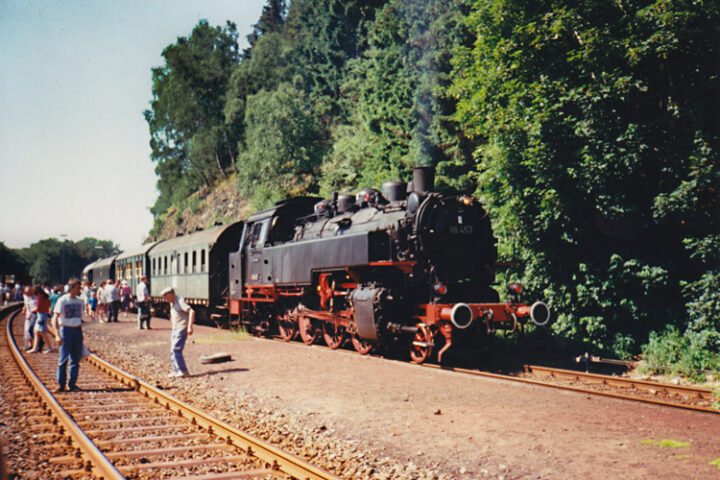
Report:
3,307,125,479
525,364,715,400
85,353,342,480
418,362,718,414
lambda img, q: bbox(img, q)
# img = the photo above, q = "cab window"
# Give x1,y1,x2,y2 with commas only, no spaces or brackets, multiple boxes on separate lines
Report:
247,220,269,249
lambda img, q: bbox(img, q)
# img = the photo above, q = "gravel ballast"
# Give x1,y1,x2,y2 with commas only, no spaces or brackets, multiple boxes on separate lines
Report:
6,312,720,479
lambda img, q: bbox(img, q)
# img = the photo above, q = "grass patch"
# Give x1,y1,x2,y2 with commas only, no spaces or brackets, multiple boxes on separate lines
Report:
193,328,249,344
640,439,691,449
710,458,720,469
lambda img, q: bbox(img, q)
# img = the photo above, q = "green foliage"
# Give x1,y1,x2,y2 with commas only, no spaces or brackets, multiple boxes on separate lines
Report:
16,237,117,285
243,0,287,57
237,83,323,209
145,20,240,216
319,0,474,194
0,242,29,280
641,326,720,380
453,0,720,354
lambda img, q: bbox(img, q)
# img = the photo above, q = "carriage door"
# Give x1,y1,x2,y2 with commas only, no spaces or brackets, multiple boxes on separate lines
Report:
244,219,270,285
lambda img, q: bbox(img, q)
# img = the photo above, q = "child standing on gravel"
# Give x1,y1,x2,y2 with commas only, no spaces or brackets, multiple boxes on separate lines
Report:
89,290,98,320
160,287,194,378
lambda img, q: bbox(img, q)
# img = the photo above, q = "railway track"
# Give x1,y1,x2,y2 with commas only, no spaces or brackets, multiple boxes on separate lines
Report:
266,331,718,415
1,305,342,480
418,362,718,414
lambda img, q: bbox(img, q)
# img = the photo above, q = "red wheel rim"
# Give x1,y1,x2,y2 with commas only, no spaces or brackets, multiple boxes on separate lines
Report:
351,334,373,355
323,323,345,349
298,316,317,345
409,324,433,364
278,320,296,342
276,308,297,342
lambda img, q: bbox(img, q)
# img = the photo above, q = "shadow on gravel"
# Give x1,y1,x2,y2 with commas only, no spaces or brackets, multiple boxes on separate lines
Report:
196,367,249,377
72,387,135,393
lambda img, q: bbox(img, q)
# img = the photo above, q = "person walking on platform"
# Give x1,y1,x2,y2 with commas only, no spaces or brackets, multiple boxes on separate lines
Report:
97,281,107,321
52,279,85,392
105,279,121,323
22,286,37,350
28,286,54,353
136,276,151,330
160,287,194,378
121,281,131,318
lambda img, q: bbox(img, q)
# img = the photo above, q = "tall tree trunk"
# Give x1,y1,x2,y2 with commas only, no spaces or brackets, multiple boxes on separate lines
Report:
223,129,239,175
185,147,209,186
215,150,227,179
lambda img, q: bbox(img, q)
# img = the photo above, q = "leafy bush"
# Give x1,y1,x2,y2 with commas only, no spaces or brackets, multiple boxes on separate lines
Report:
641,326,720,382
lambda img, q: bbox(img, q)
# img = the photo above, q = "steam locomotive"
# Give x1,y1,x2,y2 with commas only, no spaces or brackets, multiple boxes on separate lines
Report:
86,166,549,363
228,167,550,363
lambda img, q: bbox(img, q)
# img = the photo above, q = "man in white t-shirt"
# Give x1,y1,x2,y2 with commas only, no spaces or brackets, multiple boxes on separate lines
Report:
161,287,194,378
52,279,85,392
136,276,151,330
104,279,121,323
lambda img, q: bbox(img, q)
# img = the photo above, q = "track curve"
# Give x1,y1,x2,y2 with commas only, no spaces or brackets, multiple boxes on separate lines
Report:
1,305,342,479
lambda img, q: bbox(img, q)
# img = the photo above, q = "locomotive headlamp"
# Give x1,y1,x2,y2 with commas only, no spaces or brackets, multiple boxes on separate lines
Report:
460,195,474,206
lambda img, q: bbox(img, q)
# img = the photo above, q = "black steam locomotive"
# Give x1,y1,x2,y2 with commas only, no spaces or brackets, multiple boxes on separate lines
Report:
229,167,549,363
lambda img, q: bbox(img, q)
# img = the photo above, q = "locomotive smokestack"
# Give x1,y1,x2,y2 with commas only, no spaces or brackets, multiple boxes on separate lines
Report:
412,166,435,193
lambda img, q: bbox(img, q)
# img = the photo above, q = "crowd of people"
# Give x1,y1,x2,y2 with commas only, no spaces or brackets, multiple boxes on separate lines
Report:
3,276,195,389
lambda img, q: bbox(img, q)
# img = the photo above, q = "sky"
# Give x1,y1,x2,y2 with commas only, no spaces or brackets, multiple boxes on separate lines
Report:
0,0,265,252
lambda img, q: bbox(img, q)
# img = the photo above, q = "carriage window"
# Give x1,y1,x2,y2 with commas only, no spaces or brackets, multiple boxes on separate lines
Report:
164,256,168,275
152,258,156,276
201,249,206,272
192,251,197,273
184,252,188,274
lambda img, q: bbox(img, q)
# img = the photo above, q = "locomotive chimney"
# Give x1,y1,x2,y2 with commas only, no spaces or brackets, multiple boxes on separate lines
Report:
412,166,435,193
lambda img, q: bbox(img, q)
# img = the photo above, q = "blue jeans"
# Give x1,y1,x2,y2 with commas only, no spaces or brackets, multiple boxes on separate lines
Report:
57,327,83,388
171,328,188,374
34,313,49,332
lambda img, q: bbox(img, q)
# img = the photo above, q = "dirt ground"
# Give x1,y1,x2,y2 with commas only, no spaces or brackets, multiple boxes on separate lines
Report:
81,314,720,479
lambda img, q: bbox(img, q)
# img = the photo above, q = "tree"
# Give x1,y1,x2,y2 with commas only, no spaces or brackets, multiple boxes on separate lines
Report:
244,0,287,57
17,237,118,285
319,0,473,193
145,20,240,216
452,0,720,356
237,83,323,207
0,242,29,282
